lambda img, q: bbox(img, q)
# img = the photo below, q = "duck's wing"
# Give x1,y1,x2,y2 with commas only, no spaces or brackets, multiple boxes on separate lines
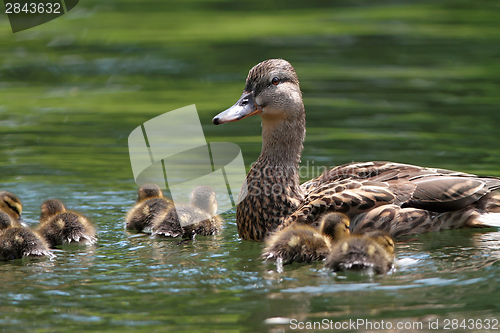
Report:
287,179,395,225
294,161,500,229
301,161,477,191
350,204,488,236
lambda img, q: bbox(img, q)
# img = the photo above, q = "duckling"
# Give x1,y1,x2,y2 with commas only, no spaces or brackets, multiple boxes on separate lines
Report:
39,198,66,224
363,230,395,257
151,186,222,238
0,225,54,260
125,184,173,233
150,207,184,238
324,231,395,274
261,212,350,264
37,199,97,248
182,186,223,237
0,191,25,227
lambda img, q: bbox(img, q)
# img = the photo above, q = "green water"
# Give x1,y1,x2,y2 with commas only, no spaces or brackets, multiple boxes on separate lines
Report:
1,0,500,332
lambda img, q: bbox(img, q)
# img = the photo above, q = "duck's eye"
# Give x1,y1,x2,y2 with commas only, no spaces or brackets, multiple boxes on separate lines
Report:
271,77,280,85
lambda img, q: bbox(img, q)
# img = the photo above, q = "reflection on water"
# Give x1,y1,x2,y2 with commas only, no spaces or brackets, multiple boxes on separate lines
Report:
1,0,500,331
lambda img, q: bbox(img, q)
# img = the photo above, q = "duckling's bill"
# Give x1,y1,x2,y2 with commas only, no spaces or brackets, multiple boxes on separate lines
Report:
212,91,262,125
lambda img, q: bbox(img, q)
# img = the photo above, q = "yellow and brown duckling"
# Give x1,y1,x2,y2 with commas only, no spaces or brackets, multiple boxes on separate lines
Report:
125,184,173,233
0,211,54,260
0,191,26,227
152,186,222,238
364,230,396,258
261,212,350,264
151,207,184,238
324,230,395,275
37,199,96,248
212,59,500,242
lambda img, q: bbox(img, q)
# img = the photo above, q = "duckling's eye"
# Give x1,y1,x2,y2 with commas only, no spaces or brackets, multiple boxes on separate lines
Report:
5,202,19,216
271,77,280,85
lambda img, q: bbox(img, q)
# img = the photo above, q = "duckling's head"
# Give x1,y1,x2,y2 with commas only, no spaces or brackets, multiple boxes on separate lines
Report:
40,199,67,220
190,186,218,216
319,212,350,241
0,211,14,230
137,184,163,202
363,230,395,257
213,59,304,126
0,191,23,222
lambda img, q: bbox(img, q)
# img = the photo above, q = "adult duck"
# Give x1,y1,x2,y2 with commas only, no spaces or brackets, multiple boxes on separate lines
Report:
212,59,500,241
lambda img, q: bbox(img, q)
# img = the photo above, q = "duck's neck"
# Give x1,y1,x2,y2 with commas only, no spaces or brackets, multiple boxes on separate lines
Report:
260,115,305,168
236,111,306,241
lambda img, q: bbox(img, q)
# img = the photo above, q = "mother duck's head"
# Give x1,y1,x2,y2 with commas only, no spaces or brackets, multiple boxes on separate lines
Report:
213,59,304,126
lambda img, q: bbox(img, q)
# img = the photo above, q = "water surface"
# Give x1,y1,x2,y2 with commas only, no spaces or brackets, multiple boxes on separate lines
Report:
1,1,500,332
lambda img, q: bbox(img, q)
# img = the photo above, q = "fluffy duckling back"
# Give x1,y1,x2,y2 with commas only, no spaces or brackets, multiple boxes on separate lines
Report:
37,199,97,248
0,211,14,229
324,231,395,274
150,207,184,238
261,212,350,264
0,191,25,227
152,186,222,238
0,212,54,260
125,184,173,233
182,186,222,237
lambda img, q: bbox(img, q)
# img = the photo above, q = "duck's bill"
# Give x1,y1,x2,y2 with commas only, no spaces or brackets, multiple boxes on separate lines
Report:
17,217,28,228
212,92,262,125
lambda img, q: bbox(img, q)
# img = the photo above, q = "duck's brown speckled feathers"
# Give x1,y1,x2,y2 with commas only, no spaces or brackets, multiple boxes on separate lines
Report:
325,231,395,274
0,191,24,227
237,156,303,241
125,184,173,233
261,212,350,264
287,162,500,235
284,179,395,226
213,59,500,241
0,227,54,260
37,199,96,247
244,58,300,97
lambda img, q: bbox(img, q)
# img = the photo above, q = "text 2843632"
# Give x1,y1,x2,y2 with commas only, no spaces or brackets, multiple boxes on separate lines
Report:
5,2,61,14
